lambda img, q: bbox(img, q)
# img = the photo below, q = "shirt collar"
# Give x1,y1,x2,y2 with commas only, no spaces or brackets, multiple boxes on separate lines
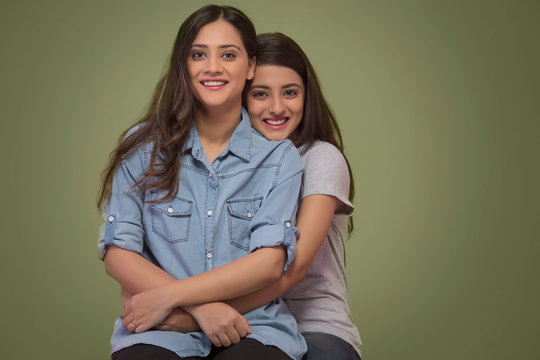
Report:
183,108,252,162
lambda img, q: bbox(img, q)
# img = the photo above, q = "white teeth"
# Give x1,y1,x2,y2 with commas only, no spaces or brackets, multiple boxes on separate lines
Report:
265,118,287,126
202,81,226,86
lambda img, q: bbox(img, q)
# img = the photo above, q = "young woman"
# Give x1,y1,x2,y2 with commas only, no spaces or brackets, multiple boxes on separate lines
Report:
97,7,307,360
245,32,362,360
152,33,362,360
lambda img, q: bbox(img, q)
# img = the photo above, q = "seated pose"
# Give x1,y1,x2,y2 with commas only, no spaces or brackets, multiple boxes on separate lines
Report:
97,6,307,360
151,33,363,360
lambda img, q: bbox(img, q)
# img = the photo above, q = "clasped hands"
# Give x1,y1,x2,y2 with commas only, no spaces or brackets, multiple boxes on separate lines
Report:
121,285,252,347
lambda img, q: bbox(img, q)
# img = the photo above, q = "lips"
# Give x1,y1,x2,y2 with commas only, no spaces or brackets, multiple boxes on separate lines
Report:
263,117,289,129
201,80,228,88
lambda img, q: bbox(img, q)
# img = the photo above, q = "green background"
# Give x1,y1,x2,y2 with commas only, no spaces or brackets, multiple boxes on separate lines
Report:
1,0,538,359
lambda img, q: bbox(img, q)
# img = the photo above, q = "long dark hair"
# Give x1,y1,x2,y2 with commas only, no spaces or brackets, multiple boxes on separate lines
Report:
97,5,256,210
247,32,355,234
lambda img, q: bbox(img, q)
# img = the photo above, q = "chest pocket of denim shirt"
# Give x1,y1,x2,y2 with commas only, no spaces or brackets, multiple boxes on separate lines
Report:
226,197,263,250
151,197,193,244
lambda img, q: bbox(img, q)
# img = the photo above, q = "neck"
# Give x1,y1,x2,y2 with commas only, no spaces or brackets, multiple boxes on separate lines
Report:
195,102,243,163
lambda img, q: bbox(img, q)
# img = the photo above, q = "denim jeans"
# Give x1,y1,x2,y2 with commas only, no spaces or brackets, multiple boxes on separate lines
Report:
302,332,361,360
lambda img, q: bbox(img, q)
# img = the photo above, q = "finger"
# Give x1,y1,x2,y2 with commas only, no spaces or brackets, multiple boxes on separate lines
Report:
134,318,152,334
225,326,241,344
153,324,170,331
210,335,223,347
216,331,232,347
124,321,137,333
121,316,132,329
234,318,251,338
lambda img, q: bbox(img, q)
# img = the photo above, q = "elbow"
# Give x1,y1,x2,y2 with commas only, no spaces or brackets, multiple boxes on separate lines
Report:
267,258,285,283
290,264,309,286
261,249,287,284
103,245,120,276
103,251,114,276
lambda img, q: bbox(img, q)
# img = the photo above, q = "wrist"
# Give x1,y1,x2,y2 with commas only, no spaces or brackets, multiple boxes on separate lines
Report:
162,282,183,311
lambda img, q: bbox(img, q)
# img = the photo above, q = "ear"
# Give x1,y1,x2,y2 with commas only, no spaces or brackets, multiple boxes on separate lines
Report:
247,56,256,80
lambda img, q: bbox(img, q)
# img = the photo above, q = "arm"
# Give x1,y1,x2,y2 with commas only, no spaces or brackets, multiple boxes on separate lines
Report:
156,194,338,333
115,142,303,333
225,194,338,313
121,244,286,332
106,246,251,345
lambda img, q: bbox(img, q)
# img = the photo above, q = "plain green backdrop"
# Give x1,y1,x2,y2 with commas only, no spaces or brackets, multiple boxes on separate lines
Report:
1,0,538,359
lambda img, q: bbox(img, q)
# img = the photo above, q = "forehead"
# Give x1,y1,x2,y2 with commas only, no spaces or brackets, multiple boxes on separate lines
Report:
192,19,244,48
252,65,303,86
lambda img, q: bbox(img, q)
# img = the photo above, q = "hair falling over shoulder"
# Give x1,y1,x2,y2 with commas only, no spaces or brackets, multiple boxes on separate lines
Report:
247,33,355,234
97,5,256,211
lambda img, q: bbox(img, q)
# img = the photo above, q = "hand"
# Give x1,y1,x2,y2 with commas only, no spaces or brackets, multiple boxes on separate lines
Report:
121,285,175,333
185,302,252,347
154,307,200,333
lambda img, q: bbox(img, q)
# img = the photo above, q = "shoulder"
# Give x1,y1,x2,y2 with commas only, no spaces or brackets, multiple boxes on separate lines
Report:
121,123,153,171
299,141,354,214
301,140,348,173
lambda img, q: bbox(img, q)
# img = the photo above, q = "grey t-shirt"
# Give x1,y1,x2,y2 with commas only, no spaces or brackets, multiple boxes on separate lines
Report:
283,140,362,355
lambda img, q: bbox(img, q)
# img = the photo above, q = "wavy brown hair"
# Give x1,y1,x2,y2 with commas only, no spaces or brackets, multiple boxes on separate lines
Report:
246,33,355,234
97,5,256,210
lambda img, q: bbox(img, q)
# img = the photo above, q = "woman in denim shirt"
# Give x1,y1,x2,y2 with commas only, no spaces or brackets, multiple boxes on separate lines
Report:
97,6,306,360
143,33,362,360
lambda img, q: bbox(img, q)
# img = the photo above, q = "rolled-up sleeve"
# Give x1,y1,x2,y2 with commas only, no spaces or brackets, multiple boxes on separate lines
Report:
248,142,303,270
97,149,147,260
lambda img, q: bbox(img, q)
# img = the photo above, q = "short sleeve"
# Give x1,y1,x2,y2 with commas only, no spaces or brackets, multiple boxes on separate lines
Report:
248,142,303,270
97,148,148,260
300,141,354,216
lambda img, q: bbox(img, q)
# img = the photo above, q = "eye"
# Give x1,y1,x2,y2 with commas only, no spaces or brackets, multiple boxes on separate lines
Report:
283,89,298,97
191,51,206,60
222,52,236,59
251,90,268,98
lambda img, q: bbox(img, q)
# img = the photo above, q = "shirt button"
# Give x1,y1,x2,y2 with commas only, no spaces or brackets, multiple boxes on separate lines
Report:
167,207,173,213
207,210,213,216
108,215,114,222
207,252,213,259
247,211,252,218
285,222,291,228
209,172,213,178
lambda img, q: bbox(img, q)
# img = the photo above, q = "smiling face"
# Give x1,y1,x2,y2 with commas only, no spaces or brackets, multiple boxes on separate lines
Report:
246,65,304,141
188,19,255,112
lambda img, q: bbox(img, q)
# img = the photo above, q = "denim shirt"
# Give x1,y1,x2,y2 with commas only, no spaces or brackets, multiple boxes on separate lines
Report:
98,109,307,359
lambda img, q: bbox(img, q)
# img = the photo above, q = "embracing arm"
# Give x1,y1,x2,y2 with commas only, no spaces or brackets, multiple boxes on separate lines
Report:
121,244,286,333
150,194,338,336
225,194,338,314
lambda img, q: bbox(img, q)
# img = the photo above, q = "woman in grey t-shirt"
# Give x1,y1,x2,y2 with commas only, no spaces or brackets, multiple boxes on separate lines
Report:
243,33,362,360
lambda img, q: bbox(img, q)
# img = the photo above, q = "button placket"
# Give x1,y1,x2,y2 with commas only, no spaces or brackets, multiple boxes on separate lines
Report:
204,168,217,271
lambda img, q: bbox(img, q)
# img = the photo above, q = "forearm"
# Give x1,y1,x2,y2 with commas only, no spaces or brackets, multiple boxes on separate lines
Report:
104,245,176,295
224,194,338,314
164,245,286,308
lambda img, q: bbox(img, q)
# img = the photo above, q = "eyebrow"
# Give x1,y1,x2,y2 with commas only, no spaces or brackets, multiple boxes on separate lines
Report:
191,44,242,51
250,83,302,90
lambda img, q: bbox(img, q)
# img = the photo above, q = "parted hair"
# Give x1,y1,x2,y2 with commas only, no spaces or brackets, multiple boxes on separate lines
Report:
97,5,256,210
246,32,355,233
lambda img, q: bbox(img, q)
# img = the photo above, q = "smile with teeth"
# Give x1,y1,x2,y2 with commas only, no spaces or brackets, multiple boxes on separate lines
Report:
264,118,288,126
202,80,227,86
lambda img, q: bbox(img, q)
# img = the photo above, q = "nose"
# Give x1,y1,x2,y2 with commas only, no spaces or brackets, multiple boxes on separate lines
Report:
270,96,285,116
204,54,222,75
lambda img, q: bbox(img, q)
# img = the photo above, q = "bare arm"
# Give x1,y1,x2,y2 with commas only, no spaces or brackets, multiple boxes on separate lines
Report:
120,244,285,333
149,194,338,336
104,246,202,332
225,194,338,313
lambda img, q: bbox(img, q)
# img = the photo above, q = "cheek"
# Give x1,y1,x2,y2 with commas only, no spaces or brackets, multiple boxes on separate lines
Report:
247,100,262,118
292,100,304,120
